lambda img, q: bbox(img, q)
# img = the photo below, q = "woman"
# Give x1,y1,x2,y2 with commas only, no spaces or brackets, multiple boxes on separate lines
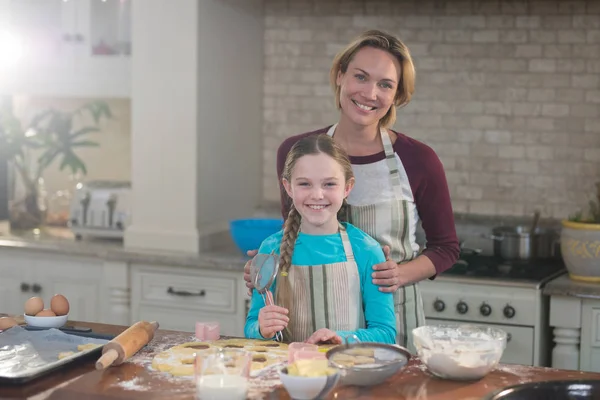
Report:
244,29,459,352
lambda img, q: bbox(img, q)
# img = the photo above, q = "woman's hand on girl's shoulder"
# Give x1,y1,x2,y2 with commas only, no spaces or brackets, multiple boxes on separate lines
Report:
371,245,403,293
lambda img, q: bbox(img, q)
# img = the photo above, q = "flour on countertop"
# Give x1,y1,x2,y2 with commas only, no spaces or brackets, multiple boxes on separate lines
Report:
108,333,283,399
116,377,149,391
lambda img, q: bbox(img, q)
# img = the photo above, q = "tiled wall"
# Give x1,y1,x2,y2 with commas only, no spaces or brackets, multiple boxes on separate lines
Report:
261,0,600,219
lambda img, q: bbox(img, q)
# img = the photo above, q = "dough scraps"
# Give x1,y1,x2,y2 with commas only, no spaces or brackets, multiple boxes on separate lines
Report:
56,343,103,360
77,343,103,351
151,339,290,377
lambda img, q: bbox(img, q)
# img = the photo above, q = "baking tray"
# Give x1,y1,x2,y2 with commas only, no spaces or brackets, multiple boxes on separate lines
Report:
0,325,114,384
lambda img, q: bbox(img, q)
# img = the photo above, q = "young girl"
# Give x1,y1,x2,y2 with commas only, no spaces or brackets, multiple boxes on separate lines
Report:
244,135,396,344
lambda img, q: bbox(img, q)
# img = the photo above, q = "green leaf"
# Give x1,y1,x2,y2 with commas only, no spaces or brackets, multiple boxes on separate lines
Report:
58,149,88,175
27,109,54,130
70,140,99,148
70,126,100,140
1,100,110,178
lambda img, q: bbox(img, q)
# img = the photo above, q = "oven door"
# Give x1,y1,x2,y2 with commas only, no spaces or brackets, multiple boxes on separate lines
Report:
424,318,534,366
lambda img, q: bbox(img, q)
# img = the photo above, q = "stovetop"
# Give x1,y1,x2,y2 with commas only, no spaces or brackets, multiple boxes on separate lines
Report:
441,255,566,285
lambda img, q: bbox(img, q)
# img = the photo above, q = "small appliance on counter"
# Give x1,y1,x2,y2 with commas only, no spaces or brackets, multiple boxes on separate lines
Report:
69,180,131,240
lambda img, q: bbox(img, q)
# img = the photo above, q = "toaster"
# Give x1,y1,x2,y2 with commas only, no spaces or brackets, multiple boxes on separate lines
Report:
69,180,132,240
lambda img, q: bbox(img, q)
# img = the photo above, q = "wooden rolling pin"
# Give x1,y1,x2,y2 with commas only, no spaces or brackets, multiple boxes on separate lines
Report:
95,320,159,370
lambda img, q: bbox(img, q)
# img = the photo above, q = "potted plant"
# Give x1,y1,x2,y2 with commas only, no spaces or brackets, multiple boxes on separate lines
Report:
561,182,600,282
0,99,112,230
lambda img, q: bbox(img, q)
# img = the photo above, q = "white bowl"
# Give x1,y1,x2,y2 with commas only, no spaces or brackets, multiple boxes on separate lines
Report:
24,314,68,329
279,367,340,400
413,324,507,381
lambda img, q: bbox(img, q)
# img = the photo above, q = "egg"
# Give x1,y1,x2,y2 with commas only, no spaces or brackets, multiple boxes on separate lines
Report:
24,297,44,316
50,294,69,316
36,309,57,317
0,317,18,330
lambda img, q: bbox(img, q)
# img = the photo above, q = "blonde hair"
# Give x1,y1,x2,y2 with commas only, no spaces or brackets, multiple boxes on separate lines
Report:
276,135,353,341
330,29,415,128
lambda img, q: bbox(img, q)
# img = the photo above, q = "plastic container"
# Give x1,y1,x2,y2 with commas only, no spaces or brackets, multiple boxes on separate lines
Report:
229,218,283,254
412,324,507,381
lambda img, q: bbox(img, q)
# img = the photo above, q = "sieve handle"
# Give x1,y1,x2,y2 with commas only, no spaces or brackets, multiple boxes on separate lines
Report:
343,333,361,345
264,290,284,342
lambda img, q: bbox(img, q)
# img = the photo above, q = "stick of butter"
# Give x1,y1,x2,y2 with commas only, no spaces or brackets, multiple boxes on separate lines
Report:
288,359,336,377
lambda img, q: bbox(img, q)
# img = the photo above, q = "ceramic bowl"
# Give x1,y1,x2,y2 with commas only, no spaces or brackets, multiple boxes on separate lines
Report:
413,324,507,381
279,366,340,400
24,314,68,329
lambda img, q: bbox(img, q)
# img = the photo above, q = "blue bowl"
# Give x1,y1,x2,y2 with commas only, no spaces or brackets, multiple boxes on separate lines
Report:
229,218,283,254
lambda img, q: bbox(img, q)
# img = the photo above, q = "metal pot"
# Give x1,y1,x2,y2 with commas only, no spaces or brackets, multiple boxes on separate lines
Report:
487,225,557,261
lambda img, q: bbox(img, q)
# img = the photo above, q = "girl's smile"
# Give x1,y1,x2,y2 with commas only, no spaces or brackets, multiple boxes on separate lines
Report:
283,153,353,235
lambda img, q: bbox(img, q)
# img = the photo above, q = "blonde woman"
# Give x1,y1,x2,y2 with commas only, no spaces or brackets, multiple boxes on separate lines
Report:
245,30,459,352
244,135,396,344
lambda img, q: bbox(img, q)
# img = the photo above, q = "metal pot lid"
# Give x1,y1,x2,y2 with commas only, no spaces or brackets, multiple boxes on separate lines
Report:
492,225,554,237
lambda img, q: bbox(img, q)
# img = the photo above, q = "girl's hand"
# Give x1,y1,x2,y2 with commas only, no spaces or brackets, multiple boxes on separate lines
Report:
305,328,342,345
258,292,289,338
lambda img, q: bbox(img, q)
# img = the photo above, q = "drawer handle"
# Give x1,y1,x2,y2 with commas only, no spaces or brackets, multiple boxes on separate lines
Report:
167,287,206,297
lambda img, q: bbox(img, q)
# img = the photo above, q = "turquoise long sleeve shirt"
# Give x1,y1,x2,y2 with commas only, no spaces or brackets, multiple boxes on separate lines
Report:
244,222,396,344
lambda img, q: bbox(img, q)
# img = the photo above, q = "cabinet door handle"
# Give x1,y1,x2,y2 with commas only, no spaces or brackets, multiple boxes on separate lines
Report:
32,284,42,293
167,287,205,297
20,283,30,292
507,333,512,342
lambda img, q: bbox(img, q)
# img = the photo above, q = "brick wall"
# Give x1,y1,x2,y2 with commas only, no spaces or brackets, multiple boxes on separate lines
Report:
261,0,600,219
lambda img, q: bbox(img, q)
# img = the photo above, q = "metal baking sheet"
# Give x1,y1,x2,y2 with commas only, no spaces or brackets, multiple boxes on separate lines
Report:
0,326,111,384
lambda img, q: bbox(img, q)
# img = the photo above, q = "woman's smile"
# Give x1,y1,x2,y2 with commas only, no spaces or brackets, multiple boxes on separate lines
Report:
352,99,377,112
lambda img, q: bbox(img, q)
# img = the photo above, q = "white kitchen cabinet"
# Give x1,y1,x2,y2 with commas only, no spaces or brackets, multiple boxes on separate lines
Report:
580,299,600,372
0,0,130,97
549,295,600,372
0,254,33,315
0,248,129,325
31,255,105,322
131,264,249,337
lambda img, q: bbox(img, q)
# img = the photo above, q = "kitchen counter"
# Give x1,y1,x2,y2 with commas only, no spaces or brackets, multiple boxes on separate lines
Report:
2,319,600,400
543,273,600,299
0,226,248,271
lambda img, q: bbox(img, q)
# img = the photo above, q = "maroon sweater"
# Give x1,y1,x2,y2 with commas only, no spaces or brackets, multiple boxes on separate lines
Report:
276,127,460,276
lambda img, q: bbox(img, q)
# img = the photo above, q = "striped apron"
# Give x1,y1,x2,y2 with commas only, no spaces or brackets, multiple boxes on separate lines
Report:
287,225,363,343
327,125,426,353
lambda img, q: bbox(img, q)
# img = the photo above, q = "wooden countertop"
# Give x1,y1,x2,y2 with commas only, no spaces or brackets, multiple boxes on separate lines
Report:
1,320,600,400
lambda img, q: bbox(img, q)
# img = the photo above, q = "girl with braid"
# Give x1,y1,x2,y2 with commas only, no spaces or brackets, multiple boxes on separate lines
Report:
244,135,396,344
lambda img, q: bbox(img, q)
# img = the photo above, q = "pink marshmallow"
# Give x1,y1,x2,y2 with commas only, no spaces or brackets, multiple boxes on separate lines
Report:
204,322,220,340
195,322,206,341
195,321,220,341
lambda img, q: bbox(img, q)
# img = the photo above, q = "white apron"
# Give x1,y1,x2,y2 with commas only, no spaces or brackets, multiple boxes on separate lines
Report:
327,125,426,353
286,225,363,343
